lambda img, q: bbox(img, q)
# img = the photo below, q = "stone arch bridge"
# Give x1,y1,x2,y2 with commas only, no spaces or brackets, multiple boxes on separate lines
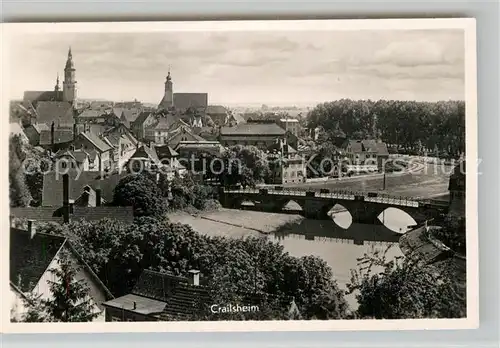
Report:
218,187,449,225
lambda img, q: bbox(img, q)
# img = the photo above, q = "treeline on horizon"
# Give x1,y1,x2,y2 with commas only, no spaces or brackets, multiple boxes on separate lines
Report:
307,99,465,156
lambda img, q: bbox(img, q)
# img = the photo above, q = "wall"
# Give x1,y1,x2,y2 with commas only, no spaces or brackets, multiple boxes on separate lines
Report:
105,306,158,322
32,245,107,322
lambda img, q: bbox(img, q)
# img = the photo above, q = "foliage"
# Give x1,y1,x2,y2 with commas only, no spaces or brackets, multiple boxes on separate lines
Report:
163,173,219,211
432,214,466,255
347,245,466,319
9,134,32,207
39,219,348,320
307,99,465,157
20,251,100,322
9,133,50,207
113,173,168,217
218,145,270,188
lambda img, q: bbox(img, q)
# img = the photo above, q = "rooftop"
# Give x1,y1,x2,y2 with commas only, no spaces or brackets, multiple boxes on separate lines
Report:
220,123,286,136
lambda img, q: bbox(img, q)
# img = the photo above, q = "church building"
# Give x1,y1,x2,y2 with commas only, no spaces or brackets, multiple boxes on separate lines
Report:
23,47,78,105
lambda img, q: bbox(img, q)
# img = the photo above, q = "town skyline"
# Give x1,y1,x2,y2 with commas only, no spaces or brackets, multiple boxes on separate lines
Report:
8,29,465,105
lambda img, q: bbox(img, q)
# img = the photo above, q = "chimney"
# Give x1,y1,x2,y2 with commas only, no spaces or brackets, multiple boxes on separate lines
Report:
51,121,55,151
133,301,137,310
188,269,200,286
95,188,102,207
27,219,36,239
69,199,75,214
62,173,70,223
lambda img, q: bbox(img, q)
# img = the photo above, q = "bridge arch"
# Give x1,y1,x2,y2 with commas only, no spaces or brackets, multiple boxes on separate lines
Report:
328,203,353,230
378,207,417,233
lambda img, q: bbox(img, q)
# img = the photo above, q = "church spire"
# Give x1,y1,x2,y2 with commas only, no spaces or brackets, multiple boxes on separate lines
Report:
54,73,60,91
166,65,171,81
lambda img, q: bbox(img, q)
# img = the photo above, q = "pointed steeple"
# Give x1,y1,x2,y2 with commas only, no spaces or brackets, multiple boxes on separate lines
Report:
65,46,74,70
54,73,60,91
166,66,172,82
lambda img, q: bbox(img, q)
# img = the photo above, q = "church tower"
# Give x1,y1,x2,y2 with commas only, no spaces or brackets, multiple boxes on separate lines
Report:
53,73,61,101
159,69,173,109
63,47,77,104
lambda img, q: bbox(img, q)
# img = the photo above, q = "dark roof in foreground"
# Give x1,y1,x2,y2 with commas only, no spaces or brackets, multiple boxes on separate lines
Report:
42,170,128,207
220,123,286,136
10,228,66,292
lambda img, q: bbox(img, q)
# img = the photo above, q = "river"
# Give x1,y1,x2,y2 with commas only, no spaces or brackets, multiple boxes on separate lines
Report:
169,163,452,309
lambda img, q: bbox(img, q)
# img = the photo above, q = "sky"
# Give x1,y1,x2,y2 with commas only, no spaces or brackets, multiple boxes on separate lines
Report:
7,29,465,105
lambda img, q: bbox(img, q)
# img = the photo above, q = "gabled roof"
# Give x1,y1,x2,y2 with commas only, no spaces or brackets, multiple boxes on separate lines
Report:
220,123,286,136
206,105,228,114
42,170,128,207
78,131,112,153
130,145,160,164
35,101,74,125
347,140,389,155
159,282,212,320
10,228,66,292
132,111,154,126
78,109,106,118
71,206,135,224
39,129,73,146
23,91,59,103
152,115,180,130
113,108,142,123
131,269,189,302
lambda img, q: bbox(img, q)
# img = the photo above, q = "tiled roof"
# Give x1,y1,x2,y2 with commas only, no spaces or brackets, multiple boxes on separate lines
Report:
132,111,154,126
10,228,66,292
159,283,212,320
71,206,135,224
35,101,74,125
113,108,142,123
10,207,63,223
347,140,389,155
132,269,189,302
153,115,180,130
23,91,59,103
79,131,112,152
41,170,128,207
220,123,286,136
32,123,50,133
206,105,227,114
173,93,208,110
78,109,105,118
39,129,73,145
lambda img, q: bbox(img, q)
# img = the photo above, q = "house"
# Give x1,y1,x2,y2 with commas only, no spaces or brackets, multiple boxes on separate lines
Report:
41,170,128,207
227,113,245,126
23,123,50,146
267,140,306,184
131,111,156,141
166,126,205,149
73,131,113,171
154,145,186,179
343,139,389,172
112,107,142,128
54,148,95,172
206,105,229,126
13,173,135,223
102,124,139,168
145,115,179,145
9,223,114,322
102,269,300,322
126,144,161,172
278,118,300,137
219,121,286,149
39,123,74,152
77,108,107,123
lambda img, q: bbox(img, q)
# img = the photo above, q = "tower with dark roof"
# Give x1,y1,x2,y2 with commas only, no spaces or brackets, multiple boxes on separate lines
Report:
63,47,77,104
53,73,61,101
159,69,173,110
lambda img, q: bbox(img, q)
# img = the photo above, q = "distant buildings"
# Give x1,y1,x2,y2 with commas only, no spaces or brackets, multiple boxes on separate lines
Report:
343,139,389,172
219,121,286,150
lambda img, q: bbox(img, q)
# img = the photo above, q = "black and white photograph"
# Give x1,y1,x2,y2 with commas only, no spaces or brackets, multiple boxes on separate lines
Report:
2,19,478,333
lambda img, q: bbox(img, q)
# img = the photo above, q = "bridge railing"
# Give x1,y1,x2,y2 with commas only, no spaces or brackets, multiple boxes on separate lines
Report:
222,188,424,207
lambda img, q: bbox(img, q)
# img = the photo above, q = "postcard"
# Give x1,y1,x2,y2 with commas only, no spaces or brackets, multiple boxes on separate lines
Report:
1,18,478,334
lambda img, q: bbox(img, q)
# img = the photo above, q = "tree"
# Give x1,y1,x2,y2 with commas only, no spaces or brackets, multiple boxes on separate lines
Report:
113,173,168,217
218,145,270,187
21,251,100,322
347,245,466,319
